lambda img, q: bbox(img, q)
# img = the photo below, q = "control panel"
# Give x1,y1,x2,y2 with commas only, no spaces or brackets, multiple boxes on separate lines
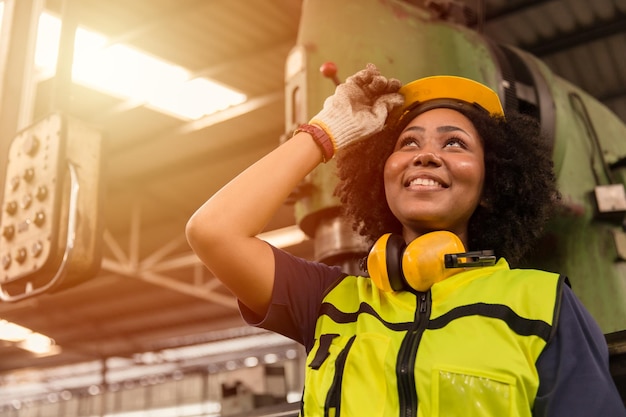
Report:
0,113,103,301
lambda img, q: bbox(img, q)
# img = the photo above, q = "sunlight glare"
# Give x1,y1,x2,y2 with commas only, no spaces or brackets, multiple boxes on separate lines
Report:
18,332,55,355
34,11,246,120
0,319,32,342
34,12,61,78
0,319,58,355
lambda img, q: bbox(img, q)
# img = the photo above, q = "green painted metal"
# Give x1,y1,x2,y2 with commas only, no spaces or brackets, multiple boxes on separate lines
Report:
285,0,626,334
523,63,626,334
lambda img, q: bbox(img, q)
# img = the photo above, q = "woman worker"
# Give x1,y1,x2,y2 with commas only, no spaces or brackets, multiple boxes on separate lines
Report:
186,64,625,416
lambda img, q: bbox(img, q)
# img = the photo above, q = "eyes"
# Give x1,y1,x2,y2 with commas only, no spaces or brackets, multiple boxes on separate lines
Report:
396,134,469,151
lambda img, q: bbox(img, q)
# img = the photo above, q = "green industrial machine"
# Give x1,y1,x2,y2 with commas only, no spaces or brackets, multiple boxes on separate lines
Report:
283,0,626,386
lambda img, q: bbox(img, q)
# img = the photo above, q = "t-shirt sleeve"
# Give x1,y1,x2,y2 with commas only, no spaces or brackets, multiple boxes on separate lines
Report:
239,244,345,351
534,283,626,416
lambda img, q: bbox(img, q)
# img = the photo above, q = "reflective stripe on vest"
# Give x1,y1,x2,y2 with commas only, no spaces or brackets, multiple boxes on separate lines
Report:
301,258,563,417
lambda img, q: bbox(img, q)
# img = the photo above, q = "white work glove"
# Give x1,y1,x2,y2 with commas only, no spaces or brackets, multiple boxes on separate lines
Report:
310,63,404,152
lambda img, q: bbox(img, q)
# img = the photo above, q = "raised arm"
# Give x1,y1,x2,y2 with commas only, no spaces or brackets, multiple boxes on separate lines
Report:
185,131,321,315
185,64,403,316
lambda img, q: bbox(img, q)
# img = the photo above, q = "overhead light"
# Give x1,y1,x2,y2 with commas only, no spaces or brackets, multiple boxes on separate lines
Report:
34,11,246,120
18,333,61,356
0,319,32,342
0,319,60,356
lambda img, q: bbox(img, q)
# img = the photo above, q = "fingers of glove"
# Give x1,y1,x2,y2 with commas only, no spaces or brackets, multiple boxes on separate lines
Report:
370,92,405,119
344,64,402,101
346,63,381,87
331,81,367,105
365,75,386,96
364,75,402,98
387,77,402,92
381,92,405,111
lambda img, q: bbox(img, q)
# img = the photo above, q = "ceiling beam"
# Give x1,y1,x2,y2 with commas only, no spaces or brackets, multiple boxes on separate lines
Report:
524,13,626,57
107,90,282,159
482,0,626,57
100,257,238,308
483,0,555,20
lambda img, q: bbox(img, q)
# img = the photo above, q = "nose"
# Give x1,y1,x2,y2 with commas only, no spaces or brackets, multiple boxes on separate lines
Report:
413,151,442,167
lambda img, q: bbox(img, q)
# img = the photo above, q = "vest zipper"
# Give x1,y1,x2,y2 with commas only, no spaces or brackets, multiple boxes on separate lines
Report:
396,291,431,417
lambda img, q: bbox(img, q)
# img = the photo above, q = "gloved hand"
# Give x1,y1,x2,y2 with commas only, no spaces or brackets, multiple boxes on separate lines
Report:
310,63,404,153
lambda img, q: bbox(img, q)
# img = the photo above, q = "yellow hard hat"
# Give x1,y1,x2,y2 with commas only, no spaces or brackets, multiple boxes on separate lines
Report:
390,75,505,124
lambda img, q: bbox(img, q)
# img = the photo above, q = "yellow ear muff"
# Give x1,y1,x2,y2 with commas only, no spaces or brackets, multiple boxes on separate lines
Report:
367,233,407,292
402,231,466,292
367,231,468,292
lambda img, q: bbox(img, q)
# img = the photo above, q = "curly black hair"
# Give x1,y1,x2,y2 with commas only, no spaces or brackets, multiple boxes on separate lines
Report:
334,106,560,265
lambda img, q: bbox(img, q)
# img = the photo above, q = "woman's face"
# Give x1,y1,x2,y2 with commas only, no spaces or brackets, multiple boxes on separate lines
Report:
384,108,485,243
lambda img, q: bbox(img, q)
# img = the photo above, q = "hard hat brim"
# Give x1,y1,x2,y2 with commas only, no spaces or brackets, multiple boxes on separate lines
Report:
390,75,505,124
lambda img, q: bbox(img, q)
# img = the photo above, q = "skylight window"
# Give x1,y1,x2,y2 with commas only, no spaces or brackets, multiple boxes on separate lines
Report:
0,2,4,34
33,11,246,120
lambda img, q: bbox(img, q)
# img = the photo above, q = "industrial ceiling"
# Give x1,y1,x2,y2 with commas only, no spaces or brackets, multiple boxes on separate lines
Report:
0,0,624,398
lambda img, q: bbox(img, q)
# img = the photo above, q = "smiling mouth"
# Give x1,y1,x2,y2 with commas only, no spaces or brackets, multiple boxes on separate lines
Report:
407,177,447,188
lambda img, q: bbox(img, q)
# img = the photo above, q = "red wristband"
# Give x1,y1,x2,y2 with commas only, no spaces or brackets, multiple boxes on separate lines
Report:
294,123,335,163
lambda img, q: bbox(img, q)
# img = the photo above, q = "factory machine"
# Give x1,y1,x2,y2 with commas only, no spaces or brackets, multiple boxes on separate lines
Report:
283,0,626,394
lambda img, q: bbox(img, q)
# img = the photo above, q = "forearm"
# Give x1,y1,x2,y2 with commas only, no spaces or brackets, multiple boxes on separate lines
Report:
185,63,402,314
188,132,322,241
185,131,323,314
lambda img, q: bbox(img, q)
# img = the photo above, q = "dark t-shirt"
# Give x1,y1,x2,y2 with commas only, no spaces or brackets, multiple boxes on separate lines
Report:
240,245,626,416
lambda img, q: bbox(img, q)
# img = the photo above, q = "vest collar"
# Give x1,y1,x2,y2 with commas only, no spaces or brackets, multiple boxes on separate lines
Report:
430,258,510,302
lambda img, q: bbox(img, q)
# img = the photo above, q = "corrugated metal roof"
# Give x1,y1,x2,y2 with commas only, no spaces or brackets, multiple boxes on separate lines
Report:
483,0,626,120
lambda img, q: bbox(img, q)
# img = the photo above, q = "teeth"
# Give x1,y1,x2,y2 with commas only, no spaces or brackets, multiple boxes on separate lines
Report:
410,178,442,187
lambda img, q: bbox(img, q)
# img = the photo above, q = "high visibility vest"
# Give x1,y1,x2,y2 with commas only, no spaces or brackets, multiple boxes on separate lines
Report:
302,258,563,417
